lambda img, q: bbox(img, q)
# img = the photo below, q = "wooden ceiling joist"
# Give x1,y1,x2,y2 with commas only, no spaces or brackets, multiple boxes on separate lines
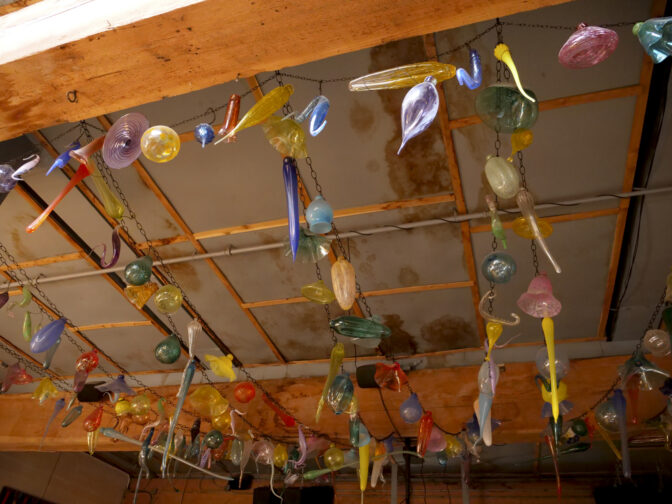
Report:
0,0,573,141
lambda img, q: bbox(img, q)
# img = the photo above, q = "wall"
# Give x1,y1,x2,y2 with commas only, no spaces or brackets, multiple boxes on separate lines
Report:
0,452,129,504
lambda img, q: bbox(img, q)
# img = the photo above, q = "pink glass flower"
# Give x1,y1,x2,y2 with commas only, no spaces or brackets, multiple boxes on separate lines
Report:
558,24,618,69
517,273,562,318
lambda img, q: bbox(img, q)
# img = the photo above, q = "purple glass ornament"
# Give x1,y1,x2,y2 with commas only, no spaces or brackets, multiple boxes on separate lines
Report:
397,76,440,154
517,273,562,318
558,23,619,69
282,157,300,261
30,317,66,353
102,113,149,169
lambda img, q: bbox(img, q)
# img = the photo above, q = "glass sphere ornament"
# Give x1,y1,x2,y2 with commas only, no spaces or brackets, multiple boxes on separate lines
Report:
154,334,181,364
475,84,538,133
153,285,183,314
124,256,153,286
194,123,215,148
400,393,423,423
141,126,181,162
481,252,517,284
305,196,334,234
558,23,619,69
535,346,570,381
643,329,671,356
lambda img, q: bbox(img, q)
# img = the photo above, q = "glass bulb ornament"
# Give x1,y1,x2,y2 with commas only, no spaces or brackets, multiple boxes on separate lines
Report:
481,252,517,284
141,126,181,162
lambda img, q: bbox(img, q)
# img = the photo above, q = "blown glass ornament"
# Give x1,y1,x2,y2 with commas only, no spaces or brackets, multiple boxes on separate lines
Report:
124,256,153,286
481,252,517,284
475,84,538,133
331,257,356,310
301,280,336,304
484,156,520,199
125,281,158,309
398,76,440,154
102,113,149,168
141,126,180,163
633,18,672,64
194,123,215,148
558,23,618,69
305,195,333,234
153,285,183,314
263,116,307,159
349,61,456,91
154,334,181,364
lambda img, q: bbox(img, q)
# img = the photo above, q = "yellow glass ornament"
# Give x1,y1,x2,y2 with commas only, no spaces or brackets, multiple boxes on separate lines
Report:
494,44,536,102
141,126,180,162
212,412,231,431
508,129,533,161
349,62,456,91
189,385,229,419
115,398,132,416
125,282,159,309
153,285,183,314
32,377,58,405
485,322,503,361
215,85,294,143
263,116,307,158
512,217,553,239
273,443,288,468
331,257,356,310
301,280,336,304
204,354,236,381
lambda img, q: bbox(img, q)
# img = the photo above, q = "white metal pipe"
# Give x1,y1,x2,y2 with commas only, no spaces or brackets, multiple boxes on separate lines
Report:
4,186,671,289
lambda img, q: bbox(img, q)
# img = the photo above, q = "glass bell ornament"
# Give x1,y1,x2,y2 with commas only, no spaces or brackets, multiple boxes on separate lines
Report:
558,23,619,69
481,252,517,283
153,285,183,314
305,196,333,234
141,126,181,163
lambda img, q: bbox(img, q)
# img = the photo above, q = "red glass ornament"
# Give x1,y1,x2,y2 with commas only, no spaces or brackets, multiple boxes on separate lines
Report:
233,382,256,403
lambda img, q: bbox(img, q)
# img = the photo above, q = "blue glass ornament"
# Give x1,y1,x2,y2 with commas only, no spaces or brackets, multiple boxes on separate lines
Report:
326,374,354,414
399,393,422,423
282,157,300,261
456,49,482,90
481,252,517,284
30,317,66,353
194,123,215,148
305,195,333,234
398,76,440,154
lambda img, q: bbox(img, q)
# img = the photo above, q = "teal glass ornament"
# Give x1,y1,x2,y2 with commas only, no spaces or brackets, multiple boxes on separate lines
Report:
329,316,391,339
204,429,224,449
633,18,672,64
154,334,181,364
481,252,517,284
475,84,538,133
400,393,422,423
305,195,334,234
326,374,354,415
194,123,215,148
124,256,153,286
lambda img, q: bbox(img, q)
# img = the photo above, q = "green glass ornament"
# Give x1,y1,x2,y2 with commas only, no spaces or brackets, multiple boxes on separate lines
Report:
475,84,538,133
124,256,153,286
155,334,181,364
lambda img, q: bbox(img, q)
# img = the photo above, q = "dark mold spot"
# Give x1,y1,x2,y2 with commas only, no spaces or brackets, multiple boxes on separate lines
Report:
420,314,477,350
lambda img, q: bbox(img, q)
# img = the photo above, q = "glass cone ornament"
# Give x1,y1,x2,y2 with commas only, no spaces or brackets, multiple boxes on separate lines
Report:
331,257,356,310
141,126,180,163
102,113,149,168
305,195,333,234
558,23,618,69
301,280,336,304
194,123,215,148
475,84,538,133
633,18,672,64
397,76,440,154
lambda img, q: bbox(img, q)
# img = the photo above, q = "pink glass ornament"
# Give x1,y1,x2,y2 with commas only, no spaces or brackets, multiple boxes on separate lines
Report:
558,24,618,69
517,273,562,318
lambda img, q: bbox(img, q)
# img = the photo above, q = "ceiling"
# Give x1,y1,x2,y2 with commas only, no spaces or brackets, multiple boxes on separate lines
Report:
0,0,670,464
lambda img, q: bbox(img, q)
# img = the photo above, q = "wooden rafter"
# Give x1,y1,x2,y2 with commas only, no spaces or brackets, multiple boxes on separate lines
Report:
597,0,666,337
96,116,286,363
424,34,485,342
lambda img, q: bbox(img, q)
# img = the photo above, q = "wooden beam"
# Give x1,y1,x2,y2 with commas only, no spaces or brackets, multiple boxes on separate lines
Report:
448,85,642,130
96,116,286,363
597,0,666,338
241,281,474,309
469,207,621,233
424,34,485,342
2,354,669,451
0,0,574,141
139,194,455,249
